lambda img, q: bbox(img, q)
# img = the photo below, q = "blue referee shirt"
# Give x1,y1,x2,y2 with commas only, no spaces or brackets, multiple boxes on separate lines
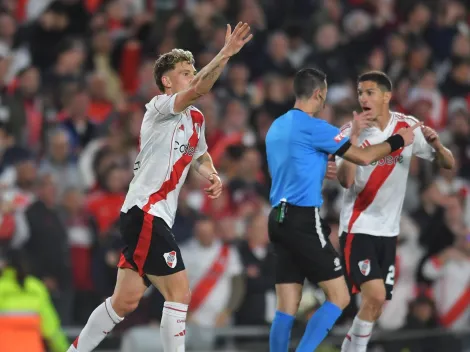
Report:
266,109,350,207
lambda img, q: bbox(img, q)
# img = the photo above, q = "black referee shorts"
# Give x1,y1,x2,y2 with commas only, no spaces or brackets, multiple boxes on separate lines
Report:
268,204,343,285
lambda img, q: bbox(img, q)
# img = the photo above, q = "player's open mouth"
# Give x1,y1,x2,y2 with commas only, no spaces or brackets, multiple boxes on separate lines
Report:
362,107,371,111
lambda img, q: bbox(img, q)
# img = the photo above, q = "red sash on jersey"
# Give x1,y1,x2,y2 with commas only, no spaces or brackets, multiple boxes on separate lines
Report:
440,285,470,327
189,244,230,312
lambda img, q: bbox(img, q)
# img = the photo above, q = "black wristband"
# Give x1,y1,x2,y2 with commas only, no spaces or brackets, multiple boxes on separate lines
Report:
385,134,404,152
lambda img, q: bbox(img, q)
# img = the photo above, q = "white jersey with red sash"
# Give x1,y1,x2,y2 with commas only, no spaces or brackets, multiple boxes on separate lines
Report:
423,256,470,329
336,112,435,237
181,239,242,327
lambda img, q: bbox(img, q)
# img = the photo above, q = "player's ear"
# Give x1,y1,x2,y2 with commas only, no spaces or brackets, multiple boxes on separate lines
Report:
162,75,171,89
383,91,392,104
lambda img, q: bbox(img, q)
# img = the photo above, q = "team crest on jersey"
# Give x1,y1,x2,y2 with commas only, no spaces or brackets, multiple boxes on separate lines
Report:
163,251,177,268
358,259,371,276
334,132,346,143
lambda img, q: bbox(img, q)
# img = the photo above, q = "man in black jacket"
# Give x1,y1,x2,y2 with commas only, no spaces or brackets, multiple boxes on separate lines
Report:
24,173,73,324
235,212,276,326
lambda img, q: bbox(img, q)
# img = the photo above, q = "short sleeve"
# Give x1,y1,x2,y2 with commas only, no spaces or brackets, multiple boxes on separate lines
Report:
194,120,208,159
334,123,352,167
148,94,178,121
412,123,435,161
312,121,350,155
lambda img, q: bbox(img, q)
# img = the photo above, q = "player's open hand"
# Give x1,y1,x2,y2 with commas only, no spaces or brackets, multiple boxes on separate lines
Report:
421,125,441,148
396,122,423,147
221,22,253,57
205,173,223,199
350,111,374,137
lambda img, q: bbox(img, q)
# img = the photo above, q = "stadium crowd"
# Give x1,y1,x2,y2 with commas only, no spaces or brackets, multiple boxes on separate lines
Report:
0,0,469,351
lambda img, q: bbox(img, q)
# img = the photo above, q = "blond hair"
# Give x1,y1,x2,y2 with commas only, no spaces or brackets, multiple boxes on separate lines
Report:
153,49,195,92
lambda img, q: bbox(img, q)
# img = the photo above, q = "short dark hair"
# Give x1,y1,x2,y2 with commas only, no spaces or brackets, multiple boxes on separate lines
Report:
153,49,195,92
293,68,327,99
358,71,392,92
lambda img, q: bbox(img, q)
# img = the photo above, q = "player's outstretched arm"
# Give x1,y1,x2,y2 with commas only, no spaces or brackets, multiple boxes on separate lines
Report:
420,125,454,169
174,22,253,113
192,152,223,199
337,111,373,188
342,122,422,165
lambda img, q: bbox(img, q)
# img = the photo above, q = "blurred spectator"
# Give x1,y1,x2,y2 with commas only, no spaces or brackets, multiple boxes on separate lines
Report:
304,22,350,85
87,28,123,104
440,56,470,98
228,147,268,215
182,216,245,334
4,66,42,150
384,295,449,352
235,212,275,326
39,127,83,196
379,216,425,330
0,122,30,186
441,97,470,180
86,72,114,124
2,158,37,210
59,187,99,324
263,31,294,77
23,173,73,325
61,87,97,153
86,164,127,237
422,234,470,330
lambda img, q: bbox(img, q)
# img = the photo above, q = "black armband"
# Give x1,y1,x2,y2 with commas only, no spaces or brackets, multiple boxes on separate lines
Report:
385,134,404,152
334,140,352,157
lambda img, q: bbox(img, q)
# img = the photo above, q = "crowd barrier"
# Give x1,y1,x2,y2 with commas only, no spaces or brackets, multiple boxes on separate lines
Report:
62,325,470,352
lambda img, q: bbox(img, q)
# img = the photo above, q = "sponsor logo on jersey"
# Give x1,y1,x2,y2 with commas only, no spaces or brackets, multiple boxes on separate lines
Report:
358,259,371,276
163,251,177,268
174,141,196,156
371,155,403,166
334,131,346,143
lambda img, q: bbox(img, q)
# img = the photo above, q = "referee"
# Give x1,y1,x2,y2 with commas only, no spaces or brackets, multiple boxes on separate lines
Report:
265,68,418,352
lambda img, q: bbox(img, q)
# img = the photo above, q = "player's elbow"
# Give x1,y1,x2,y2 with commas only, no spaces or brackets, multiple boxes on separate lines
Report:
191,81,209,97
337,172,354,189
339,178,354,189
442,157,455,170
356,155,371,166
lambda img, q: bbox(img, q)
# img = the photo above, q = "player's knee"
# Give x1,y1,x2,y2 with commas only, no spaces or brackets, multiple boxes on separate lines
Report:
165,288,191,305
278,295,301,316
111,292,141,317
363,288,386,311
327,289,350,310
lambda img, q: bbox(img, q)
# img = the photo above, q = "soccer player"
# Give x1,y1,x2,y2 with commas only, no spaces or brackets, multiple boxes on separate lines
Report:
337,71,454,352
265,68,420,352
67,22,253,352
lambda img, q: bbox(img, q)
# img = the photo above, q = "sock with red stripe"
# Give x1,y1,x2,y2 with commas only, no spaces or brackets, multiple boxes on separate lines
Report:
341,316,374,352
67,297,123,352
161,301,188,352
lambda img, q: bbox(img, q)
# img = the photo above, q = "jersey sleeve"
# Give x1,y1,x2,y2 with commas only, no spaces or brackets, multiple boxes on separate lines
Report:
149,94,178,120
412,122,435,161
312,121,350,155
194,120,208,159
334,123,352,167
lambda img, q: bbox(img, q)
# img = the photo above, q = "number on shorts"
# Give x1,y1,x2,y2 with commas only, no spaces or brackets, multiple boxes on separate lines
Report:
385,265,395,285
